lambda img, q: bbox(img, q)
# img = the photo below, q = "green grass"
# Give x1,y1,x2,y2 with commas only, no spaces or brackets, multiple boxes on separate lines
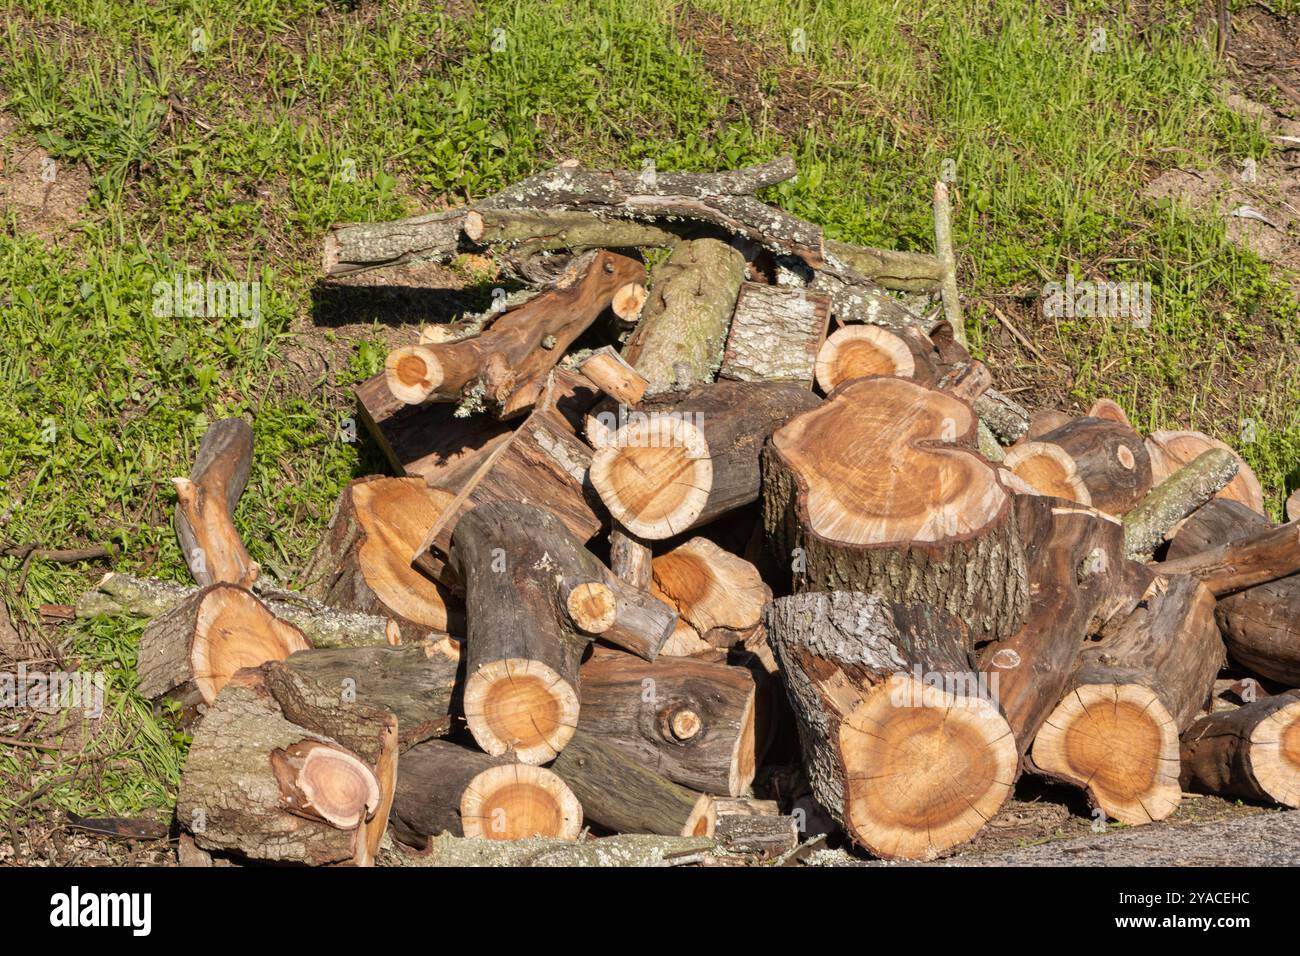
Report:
1,0,1298,823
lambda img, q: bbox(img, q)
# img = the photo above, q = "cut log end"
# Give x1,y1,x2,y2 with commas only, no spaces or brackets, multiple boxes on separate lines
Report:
190,587,311,705
463,658,580,764
589,415,712,540
565,581,618,634
611,282,648,322
683,793,717,838
814,324,915,393
1002,441,1092,505
1032,683,1181,824
1250,699,1300,807
272,741,380,830
841,674,1016,860
385,346,442,405
459,763,584,841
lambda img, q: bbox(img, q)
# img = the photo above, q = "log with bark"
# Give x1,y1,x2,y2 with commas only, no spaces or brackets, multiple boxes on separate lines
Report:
1145,429,1265,516
390,739,583,847
173,418,259,588
380,250,643,418
813,323,939,392
353,391,513,488
380,832,714,867
1030,573,1223,824
718,282,830,388
766,591,1016,860
299,476,462,639
578,647,762,797
136,583,311,716
1157,508,1300,597
1179,690,1300,808
1165,500,1300,684
650,536,769,649
589,379,820,540
177,671,385,866
1002,416,1152,514
763,375,1028,644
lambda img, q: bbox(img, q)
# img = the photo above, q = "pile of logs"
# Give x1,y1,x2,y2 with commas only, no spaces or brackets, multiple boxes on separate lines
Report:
80,158,1300,864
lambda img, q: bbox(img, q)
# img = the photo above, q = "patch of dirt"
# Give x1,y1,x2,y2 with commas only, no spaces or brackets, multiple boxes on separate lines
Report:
0,111,93,241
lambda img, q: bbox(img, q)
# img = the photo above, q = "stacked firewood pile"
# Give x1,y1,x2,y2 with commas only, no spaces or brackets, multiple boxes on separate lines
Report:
79,158,1300,865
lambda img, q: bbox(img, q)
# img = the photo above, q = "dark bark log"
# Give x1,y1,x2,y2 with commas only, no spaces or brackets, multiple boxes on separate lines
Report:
390,739,582,847
177,672,381,866
715,812,800,858
763,375,1028,645
1180,691,1300,807
1158,516,1300,597
608,525,653,591
765,591,1015,860
173,418,258,588
578,647,761,796
550,729,716,837
137,583,311,716
1030,573,1223,824
590,379,820,540
719,283,830,388
1026,417,1153,514
1166,500,1300,683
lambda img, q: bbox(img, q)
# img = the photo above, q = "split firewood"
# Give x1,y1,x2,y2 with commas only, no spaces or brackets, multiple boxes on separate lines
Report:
77,571,399,648
1006,417,1152,514
1145,429,1265,516
413,369,603,586
1165,500,1300,684
650,537,769,648
1120,448,1239,560
390,739,583,848
299,476,462,639
380,251,643,418
1030,573,1223,824
173,418,259,588
451,501,676,763
766,591,1016,861
177,671,384,866
619,238,746,395
261,642,462,752
977,495,1141,762
578,647,761,796
1158,512,1300,597
578,347,648,405
590,379,820,540
380,832,714,868
1180,690,1300,808
718,283,830,388
763,375,1028,644
550,729,716,837
136,583,311,716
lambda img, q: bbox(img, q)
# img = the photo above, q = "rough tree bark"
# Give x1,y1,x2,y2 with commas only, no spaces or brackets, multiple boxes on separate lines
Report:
719,283,830,389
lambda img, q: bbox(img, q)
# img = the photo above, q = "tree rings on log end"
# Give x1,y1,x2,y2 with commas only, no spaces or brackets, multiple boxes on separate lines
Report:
463,658,580,764
589,414,711,540
460,764,583,840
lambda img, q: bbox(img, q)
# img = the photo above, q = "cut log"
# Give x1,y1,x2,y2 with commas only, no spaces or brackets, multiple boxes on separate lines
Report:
763,375,1028,644
413,369,604,586
1158,516,1300,597
381,250,643,417
608,526,654,591
1180,691,1300,807
1002,441,1091,505
650,537,769,647
1030,573,1223,824
578,346,648,405
173,418,258,588
262,642,462,752
719,283,830,388
76,571,398,649
1021,408,1072,443
1120,448,1239,560
807,268,925,330
765,591,1016,860
972,388,1030,444
590,379,821,540
813,324,936,392
715,812,800,859
619,239,746,395
976,495,1140,761
1146,430,1265,516
380,832,713,867
1087,398,1131,425
391,739,582,847
1165,500,1300,683
353,389,513,487
822,238,944,293
452,501,676,763
1027,417,1152,514
137,583,311,714
299,476,461,639
578,647,760,796
176,672,381,866
550,729,716,837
